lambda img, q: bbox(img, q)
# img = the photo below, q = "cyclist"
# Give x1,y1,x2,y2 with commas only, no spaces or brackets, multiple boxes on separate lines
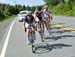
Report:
43,5,52,32
34,6,44,33
23,12,36,45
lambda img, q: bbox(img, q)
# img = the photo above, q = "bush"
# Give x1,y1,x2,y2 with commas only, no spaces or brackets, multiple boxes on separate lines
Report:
51,2,75,16
0,13,6,21
51,3,65,14
63,2,71,12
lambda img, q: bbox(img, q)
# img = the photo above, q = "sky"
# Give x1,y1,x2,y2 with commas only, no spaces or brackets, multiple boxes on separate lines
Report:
0,0,45,6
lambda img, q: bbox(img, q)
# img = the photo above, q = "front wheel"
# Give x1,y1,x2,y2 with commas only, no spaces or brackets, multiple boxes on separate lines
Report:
31,32,36,53
32,45,35,53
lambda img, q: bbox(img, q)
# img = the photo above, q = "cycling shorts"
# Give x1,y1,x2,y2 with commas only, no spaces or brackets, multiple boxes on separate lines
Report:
25,22,35,28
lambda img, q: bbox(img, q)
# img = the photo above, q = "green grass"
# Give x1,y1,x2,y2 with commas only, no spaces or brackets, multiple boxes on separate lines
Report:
0,15,16,22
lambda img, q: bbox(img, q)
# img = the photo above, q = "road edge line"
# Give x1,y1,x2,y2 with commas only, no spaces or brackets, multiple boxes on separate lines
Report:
0,19,16,57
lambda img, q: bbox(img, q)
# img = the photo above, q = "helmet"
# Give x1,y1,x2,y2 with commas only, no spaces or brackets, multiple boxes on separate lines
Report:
44,5,48,9
27,11,32,16
36,6,42,11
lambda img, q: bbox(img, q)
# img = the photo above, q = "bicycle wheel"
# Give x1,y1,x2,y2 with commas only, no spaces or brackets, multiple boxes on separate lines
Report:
32,43,35,53
31,32,35,53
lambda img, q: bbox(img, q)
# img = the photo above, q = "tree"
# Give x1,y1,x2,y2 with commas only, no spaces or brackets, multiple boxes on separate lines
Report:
68,0,75,9
31,6,35,12
44,0,65,6
23,5,26,10
26,6,31,11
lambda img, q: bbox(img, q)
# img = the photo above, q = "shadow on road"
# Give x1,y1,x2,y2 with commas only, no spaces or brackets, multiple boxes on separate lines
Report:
44,26,75,41
34,43,72,54
50,26,71,34
50,30,68,34
44,34,75,41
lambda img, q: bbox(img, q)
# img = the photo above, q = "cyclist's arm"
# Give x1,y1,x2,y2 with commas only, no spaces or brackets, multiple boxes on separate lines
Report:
33,13,37,22
23,17,26,29
34,10,38,18
23,21,25,29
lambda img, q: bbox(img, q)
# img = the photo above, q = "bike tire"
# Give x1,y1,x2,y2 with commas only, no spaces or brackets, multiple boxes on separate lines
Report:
31,32,36,53
32,44,35,53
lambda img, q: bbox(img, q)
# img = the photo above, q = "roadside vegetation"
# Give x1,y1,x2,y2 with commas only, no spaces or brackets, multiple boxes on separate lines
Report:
0,0,75,21
44,0,75,16
0,3,35,21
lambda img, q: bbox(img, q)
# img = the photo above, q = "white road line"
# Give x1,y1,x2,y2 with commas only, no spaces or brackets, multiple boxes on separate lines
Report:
0,19,16,57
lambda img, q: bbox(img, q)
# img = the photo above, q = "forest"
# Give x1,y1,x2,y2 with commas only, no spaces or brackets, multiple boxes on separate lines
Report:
44,0,75,16
0,3,35,21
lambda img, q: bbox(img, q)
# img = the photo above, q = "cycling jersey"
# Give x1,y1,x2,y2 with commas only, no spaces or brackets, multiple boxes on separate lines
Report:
24,16,35,28
34,10,43,21
43,9,50,18
25,16,34,24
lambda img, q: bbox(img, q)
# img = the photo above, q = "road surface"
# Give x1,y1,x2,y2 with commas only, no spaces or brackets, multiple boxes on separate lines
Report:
0,16,75,57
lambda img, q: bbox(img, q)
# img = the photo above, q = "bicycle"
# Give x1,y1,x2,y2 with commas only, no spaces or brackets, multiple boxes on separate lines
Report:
28,24,36,53
38,21,44,42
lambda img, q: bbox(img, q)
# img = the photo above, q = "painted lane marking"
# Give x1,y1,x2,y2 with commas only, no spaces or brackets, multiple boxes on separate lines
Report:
52,22,75,32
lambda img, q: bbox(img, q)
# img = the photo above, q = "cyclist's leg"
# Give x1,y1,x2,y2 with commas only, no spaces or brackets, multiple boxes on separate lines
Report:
32,22,36,41
40,20,45,41
41,20,45,33
46,17,52,34
44,16,51,29
48,17,51,29
35,16,39,31
44,17,51,34
43,18,48,30
25,22,30,36
36,16,42,32
32,23,36,34
25,23,31,45
47,18,50,28
48,14,53,26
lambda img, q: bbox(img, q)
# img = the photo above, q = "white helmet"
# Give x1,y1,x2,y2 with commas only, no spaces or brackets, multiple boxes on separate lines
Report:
44,5,48,8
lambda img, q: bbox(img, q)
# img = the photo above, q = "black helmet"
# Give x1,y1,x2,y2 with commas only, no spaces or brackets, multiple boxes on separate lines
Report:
36,6,42,11
27,11,32,16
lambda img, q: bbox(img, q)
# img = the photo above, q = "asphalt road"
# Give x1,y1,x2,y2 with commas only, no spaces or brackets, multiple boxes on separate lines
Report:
0,16,75,57
0,18,14,43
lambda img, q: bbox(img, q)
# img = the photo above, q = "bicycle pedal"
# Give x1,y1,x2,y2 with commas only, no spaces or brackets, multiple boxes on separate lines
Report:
32,50,35,53
42,40,44,42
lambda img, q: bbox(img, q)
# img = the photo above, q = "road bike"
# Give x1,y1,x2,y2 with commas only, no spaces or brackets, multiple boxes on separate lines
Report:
28,24,36,53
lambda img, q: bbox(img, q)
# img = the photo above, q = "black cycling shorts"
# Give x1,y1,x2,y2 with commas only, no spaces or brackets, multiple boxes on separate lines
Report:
37,16,43,21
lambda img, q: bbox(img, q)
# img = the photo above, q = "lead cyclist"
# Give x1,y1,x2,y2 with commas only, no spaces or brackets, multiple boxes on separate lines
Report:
23,12,36,45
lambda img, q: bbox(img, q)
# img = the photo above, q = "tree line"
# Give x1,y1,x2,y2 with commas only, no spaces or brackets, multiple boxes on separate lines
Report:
0,3,35,21
44,0,75,16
